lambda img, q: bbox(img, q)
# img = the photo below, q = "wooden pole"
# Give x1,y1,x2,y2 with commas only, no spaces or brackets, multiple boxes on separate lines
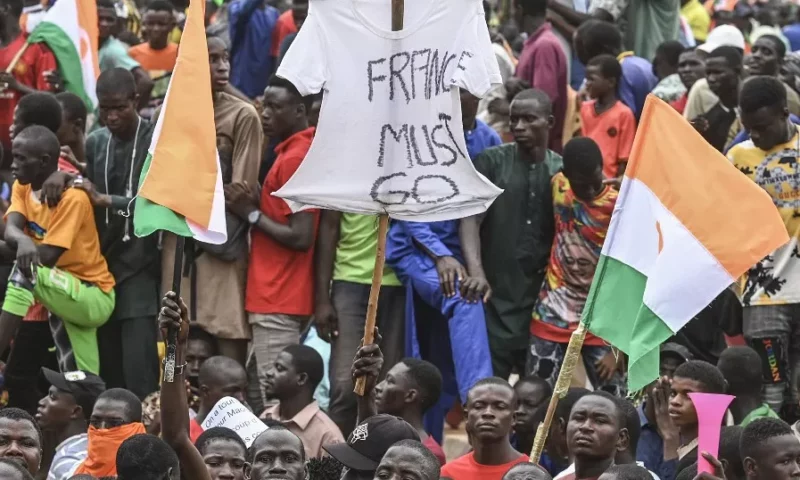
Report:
5,43,28,74
164,236,185,383
353,0,403,396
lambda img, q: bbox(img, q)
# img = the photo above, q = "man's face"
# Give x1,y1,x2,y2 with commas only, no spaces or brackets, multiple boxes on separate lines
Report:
566,396,624,460
142,10,175,48
748,38,781,76
509,98,552,153
98,92,138,138
659,355,684,379
460,90,480,131
264,351,299,399
741,105,789,151
513,381,549,435
203,369,248,408
374,445,430,480
90,398,130,430
247,430,304,480
202,438,247,480
584,64,615,100
291,3,308,28
678,51,706,90
208,39,230,93
705,57,739,98
375,362,414,416
186,339,215,382
466,384,516,442
0,418,41,475
97,7,118,41
261,87,300,139
36,387,79,431
11,137,45,186
747,435,800,480
668,376,703,430
57,110,81,147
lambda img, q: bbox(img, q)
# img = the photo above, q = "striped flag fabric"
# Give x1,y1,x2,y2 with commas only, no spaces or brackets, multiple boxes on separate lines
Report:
133,0,226,244
583,96,789,392
27,0,99,109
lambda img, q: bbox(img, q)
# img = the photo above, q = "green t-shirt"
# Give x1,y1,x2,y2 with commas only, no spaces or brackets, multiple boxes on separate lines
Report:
99,37,140,72
333,213,401,286
626,0,680,62
740,404,780,427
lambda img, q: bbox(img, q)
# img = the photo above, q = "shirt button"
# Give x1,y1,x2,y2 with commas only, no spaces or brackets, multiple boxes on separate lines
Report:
526,219,532,225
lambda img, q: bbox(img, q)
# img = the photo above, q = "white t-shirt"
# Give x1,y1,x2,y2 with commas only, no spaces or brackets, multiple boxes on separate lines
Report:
554,461,661,480
275,0,504,221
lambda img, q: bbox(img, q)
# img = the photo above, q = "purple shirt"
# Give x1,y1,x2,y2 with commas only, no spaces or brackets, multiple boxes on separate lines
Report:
515,23,568,153
618,53,658,121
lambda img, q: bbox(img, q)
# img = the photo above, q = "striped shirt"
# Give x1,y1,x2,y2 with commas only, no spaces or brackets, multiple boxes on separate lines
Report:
47,433,88,480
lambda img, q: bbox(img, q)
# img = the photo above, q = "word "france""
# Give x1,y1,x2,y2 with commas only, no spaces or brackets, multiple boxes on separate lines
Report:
367,49,475,103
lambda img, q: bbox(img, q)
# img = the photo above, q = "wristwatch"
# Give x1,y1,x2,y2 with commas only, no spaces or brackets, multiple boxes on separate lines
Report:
247,210,261,225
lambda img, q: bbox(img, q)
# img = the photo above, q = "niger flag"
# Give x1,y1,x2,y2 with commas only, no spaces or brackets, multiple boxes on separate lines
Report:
133,0,226,244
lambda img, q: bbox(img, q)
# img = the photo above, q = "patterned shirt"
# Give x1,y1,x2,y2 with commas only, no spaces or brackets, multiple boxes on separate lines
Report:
47,433,88,480
531,173,617,345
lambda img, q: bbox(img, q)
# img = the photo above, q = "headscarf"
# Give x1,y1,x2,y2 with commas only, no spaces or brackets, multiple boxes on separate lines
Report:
73,423,147,477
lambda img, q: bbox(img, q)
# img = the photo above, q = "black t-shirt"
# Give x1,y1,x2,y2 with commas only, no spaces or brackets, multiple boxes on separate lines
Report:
697,102,737,152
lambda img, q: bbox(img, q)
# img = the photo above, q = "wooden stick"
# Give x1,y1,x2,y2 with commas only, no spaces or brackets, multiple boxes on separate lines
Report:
391,0,404,31
354,214,390,395
530,323,588,463
5,43,28,74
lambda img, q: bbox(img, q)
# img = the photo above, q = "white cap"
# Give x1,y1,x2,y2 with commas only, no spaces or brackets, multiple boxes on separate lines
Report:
699,25,746,53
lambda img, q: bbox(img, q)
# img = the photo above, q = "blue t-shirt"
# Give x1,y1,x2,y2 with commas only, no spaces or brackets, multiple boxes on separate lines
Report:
784,24,800,52
619,54,659,121
229,0,280,99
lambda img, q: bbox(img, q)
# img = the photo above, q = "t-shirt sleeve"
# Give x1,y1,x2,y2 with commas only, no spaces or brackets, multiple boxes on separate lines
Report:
450,7,502,98
109,41,141,71
275,13,327,96
618,107,636,160
32,45,57,91
43,190,89,250
6,181,27,218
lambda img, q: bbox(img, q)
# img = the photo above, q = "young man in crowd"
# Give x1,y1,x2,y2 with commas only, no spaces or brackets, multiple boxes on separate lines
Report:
261,344,344,458
513,376,551,456
247,427,306,480
745,34,800,116
541,388,590,477
54,92,88,174
225,76,316,414
691,47,743,152
186,327,217,389
271,0,307,61
598,464,652,480
127,0,178,118
0,408,42,477
741,418,800,479
161,36,263,368
718,346,780,426
195,428,247,480
190,356,248,442
74,388,146,477
460,89,562,381
0,126,115,378
227,0,280,99
374,440,442,480
38,368,105,480
652,41,688,103
513,0,567,153
528,137,621,393
115,434,180,480
504,463,554,480
671,48,706,114
441,378,529,479
0,0,58,153
96,0,153,110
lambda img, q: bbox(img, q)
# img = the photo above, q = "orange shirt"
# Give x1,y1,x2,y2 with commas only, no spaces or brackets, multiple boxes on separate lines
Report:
271,10,297,57
441,452,530,480
7,183,115,293
580,100,637,179
127,43,179,72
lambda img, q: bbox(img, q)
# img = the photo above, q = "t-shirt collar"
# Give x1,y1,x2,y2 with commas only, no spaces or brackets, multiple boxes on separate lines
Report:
275,126,316,156
525,22,553,47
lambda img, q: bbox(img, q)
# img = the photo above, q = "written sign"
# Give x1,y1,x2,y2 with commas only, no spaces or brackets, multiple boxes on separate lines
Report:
202,396,267,447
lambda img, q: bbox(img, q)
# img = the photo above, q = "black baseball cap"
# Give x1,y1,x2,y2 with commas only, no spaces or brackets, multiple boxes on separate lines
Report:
41,368,106,418
661,342,693,363
323,414,420,472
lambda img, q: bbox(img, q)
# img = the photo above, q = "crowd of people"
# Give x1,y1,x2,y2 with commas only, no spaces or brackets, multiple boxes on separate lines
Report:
0,0,794,479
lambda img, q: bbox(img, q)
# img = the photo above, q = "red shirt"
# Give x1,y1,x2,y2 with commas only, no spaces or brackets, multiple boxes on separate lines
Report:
0,34,56,151
189,417,204,443
441,452,530,480
246,127,318,315
580,100,636,179
271,10,297,57
423,435,447,466
670,93,688,114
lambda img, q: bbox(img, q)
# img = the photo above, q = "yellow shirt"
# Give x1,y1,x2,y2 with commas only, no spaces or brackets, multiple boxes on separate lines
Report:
7,183,115,293
681,0,711,42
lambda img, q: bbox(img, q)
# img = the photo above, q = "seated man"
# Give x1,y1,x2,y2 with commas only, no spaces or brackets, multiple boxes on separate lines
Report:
0,126,115,375
261,344,344,458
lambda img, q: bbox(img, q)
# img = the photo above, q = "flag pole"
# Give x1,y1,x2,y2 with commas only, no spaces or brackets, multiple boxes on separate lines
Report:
164,237,185,383
530,323,587,463
5,44,28,74
353,0,403,396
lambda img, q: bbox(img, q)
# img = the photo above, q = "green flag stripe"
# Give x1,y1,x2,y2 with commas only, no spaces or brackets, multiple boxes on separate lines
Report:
28,22,93,108
133,154,193,238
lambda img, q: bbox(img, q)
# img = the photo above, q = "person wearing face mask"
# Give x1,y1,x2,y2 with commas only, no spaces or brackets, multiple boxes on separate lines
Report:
72,387,146,478
0,408,42,477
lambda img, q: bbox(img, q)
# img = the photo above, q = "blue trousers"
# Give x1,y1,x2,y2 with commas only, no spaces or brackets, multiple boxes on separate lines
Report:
390,253,493,443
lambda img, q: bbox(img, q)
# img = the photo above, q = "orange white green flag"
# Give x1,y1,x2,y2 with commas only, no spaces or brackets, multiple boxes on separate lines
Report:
133,0,226,244
582,95,789,392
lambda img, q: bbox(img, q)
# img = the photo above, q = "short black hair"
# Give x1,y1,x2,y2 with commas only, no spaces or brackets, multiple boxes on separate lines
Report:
96,0,117,9
467,377,516,404
0,408,41,447
675,462,698,480
672,360,727,394
15,126,61,163
194,427,246,456
97,388,144,423
198,356,246,387
587,53,623,83
563,137,603,175
556,388,590,422
97,68,138,99
16,93,63,134
400,358,443,412
0,458,33,480
188,326,217,348
116,434,179,480
576,20,623,59
603,464,652,479
620,398,641,456
717,346,762,396
56,92,89,125
740,418,795,461
145,0,175,13
720,426,745,479
269,76,312,111
740,75,787,115
247,425,305,463
282,344,325,391
502,462,551,479
515,376,552,398
655,40,685,68
707,46,744,69
516,0,547,18
306,456,344,480
511,88,553,115
757,33,787,59
0,0,23,18
388,440,441,480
